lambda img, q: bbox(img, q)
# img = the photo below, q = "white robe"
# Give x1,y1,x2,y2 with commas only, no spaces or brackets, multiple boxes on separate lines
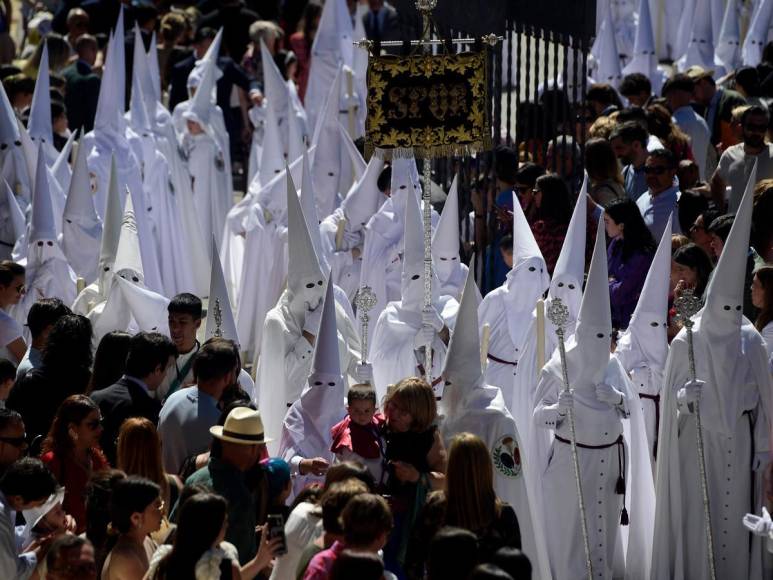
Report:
370,297,458,402
440,380,552,580
651,318,772,580
256,292,361,455
533,355,654,580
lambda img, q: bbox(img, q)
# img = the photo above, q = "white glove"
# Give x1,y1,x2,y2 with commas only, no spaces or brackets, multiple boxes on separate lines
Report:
414,324,436,350
677,379,705,406
303,304,323,335
422,307,445,332
354,362,374,384
743,507,773,537
595,383,624,407
557,389,574,415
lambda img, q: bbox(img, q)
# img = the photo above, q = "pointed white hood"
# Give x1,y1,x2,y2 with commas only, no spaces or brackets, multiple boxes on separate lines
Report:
678,0,716,71
184,29,223,128
339,123,366,180
94,10,126,136
51,131,75,193
432,175,461,283
113,192,144,284
28,41,53,147
300,151,330,272
400,177,434,313
98,156,123,292
207,236,240,344
566,216,612,386
29,144,57,243
616,215,671,370
1,179,25,247
743,0,773,66
310,67,344,218
340,154,384,231
622,0,663,92
115,274,169,333
258,100,285,186
0,79,20,146
260,38,289,114
62,139,102,283
286,80,307,162
442,266,483,389
715,0,741,73
687,159,757,437
547,176,588,330
305,0,353,131
128,24,152,133
280,278,345,467
591,1,623,86
286,169,325,312
147,32,162,103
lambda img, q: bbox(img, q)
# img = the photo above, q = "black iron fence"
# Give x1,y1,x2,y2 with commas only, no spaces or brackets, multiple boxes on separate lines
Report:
408,0,597,291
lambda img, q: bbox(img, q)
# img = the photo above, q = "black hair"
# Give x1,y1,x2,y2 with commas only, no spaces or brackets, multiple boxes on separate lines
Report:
0,408,22,432
616,107,649,127
85,468,126,570
161,493,228,579
377,165,392,192
534,174,572,224
347,384,376,406
619,73,652,97
0,65,20,81
662,73,695,95
677,190,709,235
494,145,519,184
647,147,677,169
3,75,35,100
193,338,238,383
514,162,545,187
735,66,761,98
124,332,177,379
108,476,160,534
427,526,479,580
26,297,71,339
42,314,93,372
673,243,714,295
707,213,735,242
51,99,66,119
0,457,57,502
499,234,513,252
0,260,24,286
168,293,202,319
49,73,65,90
330,549,385,580
46,534,92,573
586,83,622,109
88,331,132,393
604,198,657,261
468,564,515,579
193,27,218,45
492,547,532,580
609,121,648,148
0,358,15,384
741,104,770,126
133,4,159,27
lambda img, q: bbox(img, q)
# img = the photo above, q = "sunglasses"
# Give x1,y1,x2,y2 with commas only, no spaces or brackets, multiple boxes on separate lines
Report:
0,435,27,448
643,166,670,175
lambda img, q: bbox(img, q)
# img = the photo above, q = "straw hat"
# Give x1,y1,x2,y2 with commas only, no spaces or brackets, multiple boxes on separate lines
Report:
210,407,272,445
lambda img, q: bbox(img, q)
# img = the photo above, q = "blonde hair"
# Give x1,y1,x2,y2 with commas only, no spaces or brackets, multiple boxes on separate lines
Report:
384,377,437,432
671,234,690,252
588,116,616,140
731,104,752,124
116,418,168,501
444,433,499,532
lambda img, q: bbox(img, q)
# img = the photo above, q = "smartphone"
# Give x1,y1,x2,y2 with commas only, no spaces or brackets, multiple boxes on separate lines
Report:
266,513,288,555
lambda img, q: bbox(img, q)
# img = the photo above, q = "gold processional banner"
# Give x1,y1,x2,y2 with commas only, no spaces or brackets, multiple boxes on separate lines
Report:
365,51,491,159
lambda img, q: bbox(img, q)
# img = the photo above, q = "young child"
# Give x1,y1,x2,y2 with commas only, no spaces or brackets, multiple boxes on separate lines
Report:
260,457,293,520
330,384,386,485
0,358,16,408
22,487,74,547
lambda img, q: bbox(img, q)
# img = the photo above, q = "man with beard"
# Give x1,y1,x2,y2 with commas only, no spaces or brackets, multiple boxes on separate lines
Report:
711,106,773,213
610,121,650,201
